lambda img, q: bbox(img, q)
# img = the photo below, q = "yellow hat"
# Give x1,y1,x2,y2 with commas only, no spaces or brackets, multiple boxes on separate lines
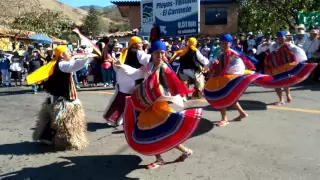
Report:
188,37,197,47
129,36,142,48
54,45,68,59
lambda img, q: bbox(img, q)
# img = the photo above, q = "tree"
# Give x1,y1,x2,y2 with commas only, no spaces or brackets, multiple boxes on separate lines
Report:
237,0,319,34
11,9,74,37
82,6,102,39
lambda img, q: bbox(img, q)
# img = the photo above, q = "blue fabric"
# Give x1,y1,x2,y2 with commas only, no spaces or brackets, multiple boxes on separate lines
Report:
132,110,185,144
204,75,252,101
151,40,166,52
276,31,286,38
270,63,306,81
231,46,258,65
221,34,233,43
0,58,10,70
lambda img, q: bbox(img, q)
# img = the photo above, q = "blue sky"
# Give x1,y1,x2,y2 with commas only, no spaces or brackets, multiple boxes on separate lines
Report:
60,0,112,7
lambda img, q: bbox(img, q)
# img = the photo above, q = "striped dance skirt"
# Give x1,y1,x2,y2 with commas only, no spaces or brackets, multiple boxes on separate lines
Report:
254,63,317,88
123,97,202,156
204,72,272,109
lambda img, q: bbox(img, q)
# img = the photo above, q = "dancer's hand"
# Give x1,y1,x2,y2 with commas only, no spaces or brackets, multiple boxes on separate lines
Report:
139,66,148,72
113,60,122,69
213,60,219,64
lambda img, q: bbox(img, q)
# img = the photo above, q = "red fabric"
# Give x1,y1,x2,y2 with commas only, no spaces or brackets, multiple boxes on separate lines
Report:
205,74,271,109
123,97,202,156
131,64,193,112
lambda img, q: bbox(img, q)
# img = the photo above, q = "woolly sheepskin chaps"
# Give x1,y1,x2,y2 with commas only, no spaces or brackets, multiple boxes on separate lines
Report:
33,99,88,151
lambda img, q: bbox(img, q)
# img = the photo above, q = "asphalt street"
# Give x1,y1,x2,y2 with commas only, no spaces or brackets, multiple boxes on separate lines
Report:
0,83,319,180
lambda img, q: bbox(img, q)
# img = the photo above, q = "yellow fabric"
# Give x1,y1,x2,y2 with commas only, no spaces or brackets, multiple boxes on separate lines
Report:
119,36,142,64
244,70,255,75
267,62,297,75
26,45,68,85
205,75,239,90
175,37,198,57
137,101,175,130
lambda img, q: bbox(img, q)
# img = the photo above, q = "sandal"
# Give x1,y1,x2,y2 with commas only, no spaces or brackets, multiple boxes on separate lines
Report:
174,149,193,162
287,97,292,103
217,121,229,127
274,101,285,106
233,114,248,121
147,158,165,169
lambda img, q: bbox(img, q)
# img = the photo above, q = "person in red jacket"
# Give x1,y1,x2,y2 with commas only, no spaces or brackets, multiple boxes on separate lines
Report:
150,23,161,43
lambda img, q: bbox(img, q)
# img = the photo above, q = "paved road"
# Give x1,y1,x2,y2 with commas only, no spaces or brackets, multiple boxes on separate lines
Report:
0,84,319,180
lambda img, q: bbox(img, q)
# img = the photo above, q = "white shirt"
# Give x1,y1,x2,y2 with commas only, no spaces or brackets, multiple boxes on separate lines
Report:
58,58,93,73
114,49,151,94
295,39,305,48
303,39,320,58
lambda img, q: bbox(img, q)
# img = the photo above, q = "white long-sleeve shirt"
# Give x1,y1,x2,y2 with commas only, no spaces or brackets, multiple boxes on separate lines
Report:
59,58,93,73
114,49,151,94
195,50,209,67
303,39,320,58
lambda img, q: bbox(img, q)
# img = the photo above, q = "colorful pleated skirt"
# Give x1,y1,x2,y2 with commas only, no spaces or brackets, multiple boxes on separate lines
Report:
254,63,317,88
123,97,202,156
204,72,272,109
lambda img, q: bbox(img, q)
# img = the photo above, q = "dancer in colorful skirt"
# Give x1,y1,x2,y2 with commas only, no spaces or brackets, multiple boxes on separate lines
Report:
123,41,203,169
27,45,96,150
103,36,150,127
254,31,317,105
204,34,271,127
169,37,209,99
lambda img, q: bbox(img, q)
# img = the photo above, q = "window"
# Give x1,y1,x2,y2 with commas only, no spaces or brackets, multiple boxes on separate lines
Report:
205,8,228,25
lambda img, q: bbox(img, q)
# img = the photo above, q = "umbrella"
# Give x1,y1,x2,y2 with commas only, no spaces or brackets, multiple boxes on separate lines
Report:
28,34,53,44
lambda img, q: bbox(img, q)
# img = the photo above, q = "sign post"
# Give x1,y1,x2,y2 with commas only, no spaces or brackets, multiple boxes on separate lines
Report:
140,0,154,37
153,0,200,37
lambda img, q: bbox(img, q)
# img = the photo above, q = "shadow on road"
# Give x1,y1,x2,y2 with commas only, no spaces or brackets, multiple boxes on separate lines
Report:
0,155,144,180
245,83,320,95
190,100,267,112
87,122,114,132
0,141,54,155
0,89,33,96
191,118,215,139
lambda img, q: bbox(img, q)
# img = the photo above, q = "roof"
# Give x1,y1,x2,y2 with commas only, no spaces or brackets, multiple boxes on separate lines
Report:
111,0,235,6
103,29,139,38
0,27,68,44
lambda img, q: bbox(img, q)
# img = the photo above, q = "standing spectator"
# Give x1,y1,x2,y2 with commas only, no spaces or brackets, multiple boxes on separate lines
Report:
142,40,150,53
303,29,320,60
10,51,23,87
23,45,34,73
150,23,161,43
45,48,53,62
29,49,42,93
247,32,256,52
0,52,11,87
295,30,306,48
233,38,243,52
101,51,113,87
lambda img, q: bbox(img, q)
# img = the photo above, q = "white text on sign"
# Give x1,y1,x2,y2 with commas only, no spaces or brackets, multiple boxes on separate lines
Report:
178,21,196,28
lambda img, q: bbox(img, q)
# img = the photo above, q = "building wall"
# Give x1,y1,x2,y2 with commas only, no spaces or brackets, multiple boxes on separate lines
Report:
116,3,238,36
200,4,238,36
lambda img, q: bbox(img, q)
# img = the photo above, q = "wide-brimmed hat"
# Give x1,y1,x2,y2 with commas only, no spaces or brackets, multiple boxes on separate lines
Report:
295,24,306,30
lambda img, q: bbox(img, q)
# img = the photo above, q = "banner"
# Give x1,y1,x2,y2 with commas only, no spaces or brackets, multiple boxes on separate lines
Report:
297,12,320,31
153,0,200,37
140,0,154,36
